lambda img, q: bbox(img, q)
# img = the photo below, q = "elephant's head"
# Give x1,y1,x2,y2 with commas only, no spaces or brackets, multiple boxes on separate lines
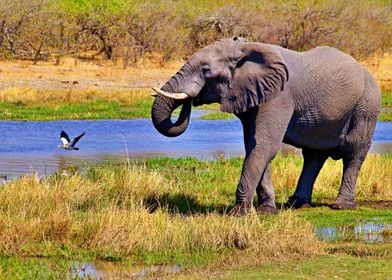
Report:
151,37,288,137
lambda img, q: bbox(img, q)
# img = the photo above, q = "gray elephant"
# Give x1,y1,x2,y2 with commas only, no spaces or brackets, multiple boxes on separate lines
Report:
151,37,381,214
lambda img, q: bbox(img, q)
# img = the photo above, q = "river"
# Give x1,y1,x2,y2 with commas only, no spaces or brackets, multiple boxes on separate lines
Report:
0,118,391,180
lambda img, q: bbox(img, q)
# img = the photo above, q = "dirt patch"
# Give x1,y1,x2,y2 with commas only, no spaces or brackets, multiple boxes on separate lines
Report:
0,56,183,91
358,200,392,209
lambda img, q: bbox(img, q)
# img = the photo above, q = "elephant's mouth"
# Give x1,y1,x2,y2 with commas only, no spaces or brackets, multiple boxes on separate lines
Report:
192,85,219,107
193,95,202,106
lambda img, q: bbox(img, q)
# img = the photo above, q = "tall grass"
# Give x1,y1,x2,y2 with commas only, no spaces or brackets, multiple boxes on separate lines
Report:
0,160,324,265
0,153,390,265
281,153,392,202
144,154,392,208
271,154,392,203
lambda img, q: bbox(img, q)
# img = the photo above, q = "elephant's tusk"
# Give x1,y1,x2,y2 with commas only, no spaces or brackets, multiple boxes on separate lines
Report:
152,87,189,100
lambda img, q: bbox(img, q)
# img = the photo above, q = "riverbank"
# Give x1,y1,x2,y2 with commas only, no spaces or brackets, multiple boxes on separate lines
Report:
0,155,391,278
0,87,391,121
0,52,391,121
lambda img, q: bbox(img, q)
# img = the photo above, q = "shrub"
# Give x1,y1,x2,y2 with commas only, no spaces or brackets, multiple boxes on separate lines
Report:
0,0,390,64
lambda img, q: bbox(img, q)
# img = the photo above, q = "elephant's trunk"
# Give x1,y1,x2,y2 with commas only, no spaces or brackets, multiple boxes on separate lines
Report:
151,95,192,137
151,62,201,137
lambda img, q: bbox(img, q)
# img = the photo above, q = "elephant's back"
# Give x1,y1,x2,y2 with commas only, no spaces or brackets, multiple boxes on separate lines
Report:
287,46,364,120
281,46,369,149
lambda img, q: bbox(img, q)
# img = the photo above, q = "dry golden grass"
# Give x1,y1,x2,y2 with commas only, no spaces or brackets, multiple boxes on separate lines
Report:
361,52,392,91
0,164,324,263
271,154,392,203
0,55,182,92
315,155,392,201
0,87,150,105
81,209,321,259
0,52,389,95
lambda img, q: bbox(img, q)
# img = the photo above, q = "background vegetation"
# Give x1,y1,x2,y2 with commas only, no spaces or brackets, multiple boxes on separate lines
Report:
0,154,390,277
0,0,390,66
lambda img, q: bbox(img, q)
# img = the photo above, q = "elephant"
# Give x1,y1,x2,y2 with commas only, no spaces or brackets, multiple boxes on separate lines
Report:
151,37,381,214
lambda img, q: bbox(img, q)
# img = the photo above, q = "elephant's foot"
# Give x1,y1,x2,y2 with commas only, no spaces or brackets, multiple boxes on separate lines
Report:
285,195,311,209
257,204,278,215
331,198,356,210
229,202,253,216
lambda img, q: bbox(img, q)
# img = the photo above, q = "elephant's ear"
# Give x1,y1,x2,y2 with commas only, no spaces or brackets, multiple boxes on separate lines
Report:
221,42,289,114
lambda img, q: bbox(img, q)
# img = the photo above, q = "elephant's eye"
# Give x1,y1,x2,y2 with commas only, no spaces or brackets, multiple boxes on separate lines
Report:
201,65,212,78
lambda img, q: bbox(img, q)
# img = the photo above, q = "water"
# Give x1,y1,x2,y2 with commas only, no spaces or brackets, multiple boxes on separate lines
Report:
0,118,391,180
71,263,102,279
316,220,392,243
71,262,181,279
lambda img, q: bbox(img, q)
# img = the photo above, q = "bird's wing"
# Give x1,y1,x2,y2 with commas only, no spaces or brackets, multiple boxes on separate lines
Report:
60,130,70,144
69,132,85,147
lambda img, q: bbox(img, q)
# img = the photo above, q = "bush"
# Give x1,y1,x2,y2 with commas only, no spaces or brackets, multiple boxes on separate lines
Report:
0,0,390,64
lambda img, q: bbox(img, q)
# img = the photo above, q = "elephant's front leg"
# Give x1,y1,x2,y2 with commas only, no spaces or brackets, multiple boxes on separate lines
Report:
232,148,273,214
231,100,292,215
256,163,278,214
237,110,275,214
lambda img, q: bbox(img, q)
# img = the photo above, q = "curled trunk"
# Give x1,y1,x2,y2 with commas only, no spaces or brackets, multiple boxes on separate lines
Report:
151,95,192,137
151,62,198,137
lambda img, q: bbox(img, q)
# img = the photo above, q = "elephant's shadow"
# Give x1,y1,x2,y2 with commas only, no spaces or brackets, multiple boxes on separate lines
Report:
144,194,362,214
144,193,232,215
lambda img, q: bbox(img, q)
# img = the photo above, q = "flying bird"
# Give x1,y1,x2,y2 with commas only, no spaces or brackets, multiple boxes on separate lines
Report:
58,130,85,150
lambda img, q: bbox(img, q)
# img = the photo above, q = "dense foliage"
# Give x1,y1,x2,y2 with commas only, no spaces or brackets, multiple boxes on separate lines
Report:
0,0,390,65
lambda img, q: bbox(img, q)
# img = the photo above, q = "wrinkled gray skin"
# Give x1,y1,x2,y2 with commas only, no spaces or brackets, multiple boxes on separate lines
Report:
151,37,381,214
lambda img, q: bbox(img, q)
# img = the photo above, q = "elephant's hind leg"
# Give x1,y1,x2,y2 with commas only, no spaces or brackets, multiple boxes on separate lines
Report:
331,117,377,210
256,163,278,214
287,149,328,208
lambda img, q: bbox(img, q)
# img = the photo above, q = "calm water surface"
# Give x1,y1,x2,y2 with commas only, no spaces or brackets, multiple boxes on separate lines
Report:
316,219,392,243
0,118,391,180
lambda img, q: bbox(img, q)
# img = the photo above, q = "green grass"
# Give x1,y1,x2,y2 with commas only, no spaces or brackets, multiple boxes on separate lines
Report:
380,90,392,121
378,112,392,121
198,111,234,120
0,89,154,120
0,154,390,277
218,255,392,279
382,90,392,107
0,100,153,120
0,257,69,279
3,254,392,279
1,89,391,121
2,254,392,279
297,206,392,228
